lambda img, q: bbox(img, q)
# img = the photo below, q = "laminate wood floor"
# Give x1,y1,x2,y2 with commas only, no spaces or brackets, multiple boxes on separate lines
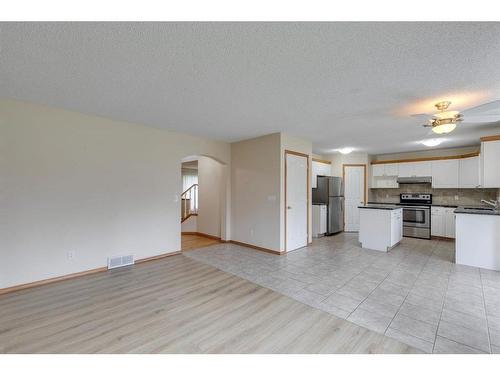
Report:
0,253,420,353
181,233,220,251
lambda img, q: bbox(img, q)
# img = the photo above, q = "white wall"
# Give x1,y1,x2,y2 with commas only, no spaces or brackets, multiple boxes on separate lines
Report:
280,133,313,249
0,99,231,289
181,216,197,232
231,133,281,251
197,156,224,238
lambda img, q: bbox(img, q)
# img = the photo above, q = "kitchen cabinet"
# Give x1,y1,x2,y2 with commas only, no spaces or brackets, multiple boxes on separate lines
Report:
372,163,398,177
359,207,403,251
390,209,403,246
397,161,431,178
371,163,399,188
481,138,500,188
459,156,480,188
444,207,456,238
431,159,459,188
312,204,327,237
397,163,413,178
431,207,445,237
456,212,500,271
372,164,385,177
372,177,399,188
431,206,455,238
311,160,331,188
385,163,399,176
414,161,432,177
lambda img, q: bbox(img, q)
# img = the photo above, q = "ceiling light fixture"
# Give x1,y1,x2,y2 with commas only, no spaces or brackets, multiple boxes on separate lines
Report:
421,138,444,147
425,101,462,134
338,147,354,154
430,120,457,134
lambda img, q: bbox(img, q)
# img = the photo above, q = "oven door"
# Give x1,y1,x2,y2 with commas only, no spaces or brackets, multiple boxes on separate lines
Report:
402,207,430,228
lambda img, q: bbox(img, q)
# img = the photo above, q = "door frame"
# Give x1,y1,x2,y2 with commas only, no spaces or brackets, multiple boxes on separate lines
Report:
342,164,367,231
284,150,310,252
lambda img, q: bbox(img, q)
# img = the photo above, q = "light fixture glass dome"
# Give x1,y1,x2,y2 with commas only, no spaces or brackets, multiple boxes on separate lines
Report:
432,123,456,134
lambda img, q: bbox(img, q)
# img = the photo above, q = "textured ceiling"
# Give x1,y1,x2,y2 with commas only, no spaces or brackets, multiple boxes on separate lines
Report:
1,22,500,154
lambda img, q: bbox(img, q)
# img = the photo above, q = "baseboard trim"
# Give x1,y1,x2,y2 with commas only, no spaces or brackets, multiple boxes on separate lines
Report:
229,240,284,255
0,267,108,296
0,250,182,296
135,251,182,264
431,236,455,242
182,232,222,241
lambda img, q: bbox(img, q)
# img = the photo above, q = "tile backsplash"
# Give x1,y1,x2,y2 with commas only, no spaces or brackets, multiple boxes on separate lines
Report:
369,184,498,206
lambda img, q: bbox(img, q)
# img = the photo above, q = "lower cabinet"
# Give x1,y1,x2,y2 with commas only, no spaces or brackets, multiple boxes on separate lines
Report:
390,209,403,247
431,206,455,238
359,208,402,252
312,204,327,237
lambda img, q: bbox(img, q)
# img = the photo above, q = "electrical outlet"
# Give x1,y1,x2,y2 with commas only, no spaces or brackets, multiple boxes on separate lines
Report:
454,195,459,200
250,229,254,237
67,250,75,260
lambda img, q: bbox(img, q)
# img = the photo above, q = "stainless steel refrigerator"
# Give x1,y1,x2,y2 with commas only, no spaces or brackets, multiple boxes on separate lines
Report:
312,176,344,235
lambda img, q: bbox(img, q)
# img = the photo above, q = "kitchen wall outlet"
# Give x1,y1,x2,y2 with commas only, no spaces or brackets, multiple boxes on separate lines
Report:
386,194,389,198
454,195,459,200
67,250,75,260
250,228,254,237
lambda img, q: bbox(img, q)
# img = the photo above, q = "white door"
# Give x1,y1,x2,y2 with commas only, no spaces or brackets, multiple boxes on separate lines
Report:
344,165,365,232
286,153,308,251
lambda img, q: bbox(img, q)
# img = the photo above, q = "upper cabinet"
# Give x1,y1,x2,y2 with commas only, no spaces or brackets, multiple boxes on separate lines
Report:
372,163,398,177
459,156,480,188
370,154,481,189
481,137,500,188
311,159,331,188
398,161,431,178
371,163,399,188
431,159,459,188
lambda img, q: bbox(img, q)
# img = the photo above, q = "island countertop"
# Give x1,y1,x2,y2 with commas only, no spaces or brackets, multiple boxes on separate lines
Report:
358,204,401,210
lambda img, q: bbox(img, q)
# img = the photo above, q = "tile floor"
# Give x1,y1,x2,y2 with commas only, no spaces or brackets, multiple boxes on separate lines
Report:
185,233,500,354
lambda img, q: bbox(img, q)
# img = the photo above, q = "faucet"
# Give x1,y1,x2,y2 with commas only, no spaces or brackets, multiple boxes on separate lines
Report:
481,199,500,209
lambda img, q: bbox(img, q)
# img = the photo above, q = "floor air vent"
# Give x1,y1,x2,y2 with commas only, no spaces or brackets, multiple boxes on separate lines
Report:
107,255,134,269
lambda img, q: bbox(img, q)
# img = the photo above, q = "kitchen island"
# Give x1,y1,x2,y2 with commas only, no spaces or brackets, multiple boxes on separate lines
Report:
455,207,500,271
358,205,403,252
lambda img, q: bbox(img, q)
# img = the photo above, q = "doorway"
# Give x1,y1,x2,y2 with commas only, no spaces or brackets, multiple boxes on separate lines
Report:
343,164,366,232
285,151,309,251
180,155,227,242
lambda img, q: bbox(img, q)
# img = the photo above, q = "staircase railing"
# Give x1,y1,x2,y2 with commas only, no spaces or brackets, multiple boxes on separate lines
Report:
181,183,198,222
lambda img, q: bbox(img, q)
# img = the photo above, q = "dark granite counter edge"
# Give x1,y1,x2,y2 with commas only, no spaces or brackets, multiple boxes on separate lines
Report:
368,201,460,208
359,205,402,210
454,207,500,216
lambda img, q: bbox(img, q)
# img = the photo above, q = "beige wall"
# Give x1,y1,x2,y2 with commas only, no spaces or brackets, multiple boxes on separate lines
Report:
0,98,231,289
230,133,282,251
197,156,225,238
280,133,313,249
321,152,371,203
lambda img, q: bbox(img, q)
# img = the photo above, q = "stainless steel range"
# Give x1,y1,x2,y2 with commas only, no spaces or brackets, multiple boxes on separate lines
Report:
400,193,432,240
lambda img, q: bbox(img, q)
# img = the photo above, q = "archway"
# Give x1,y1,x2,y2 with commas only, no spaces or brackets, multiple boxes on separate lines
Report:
179,154,229,250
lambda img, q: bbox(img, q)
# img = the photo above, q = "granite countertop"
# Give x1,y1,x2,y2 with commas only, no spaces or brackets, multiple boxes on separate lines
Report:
368,201,459,208
454,207,500,216
358,204,402,210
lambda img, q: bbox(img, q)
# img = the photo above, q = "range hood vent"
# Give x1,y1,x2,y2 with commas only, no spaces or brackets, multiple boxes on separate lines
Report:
396,176,432,184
